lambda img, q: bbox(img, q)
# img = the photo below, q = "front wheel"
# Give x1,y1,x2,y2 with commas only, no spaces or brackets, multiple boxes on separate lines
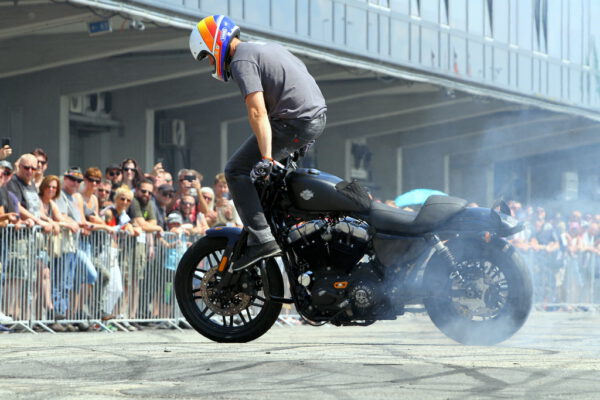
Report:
174,237,283,343
423,238,532,345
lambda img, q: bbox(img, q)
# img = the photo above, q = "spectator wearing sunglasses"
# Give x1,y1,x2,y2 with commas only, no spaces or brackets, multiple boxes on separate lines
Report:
105,163,123,193
80,167,111,230
129,178,162,234
6,153,52,233
96,179,113,208
153,183,175,230
102,185,138,235
31,148,49,190
121,158,142,189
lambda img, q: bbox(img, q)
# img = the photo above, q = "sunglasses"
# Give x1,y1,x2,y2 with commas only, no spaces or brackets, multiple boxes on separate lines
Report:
118,197,132,203
37,160,47,166
138,189,151,195
65,175,83,183
21,165,37,171
160,191,174,198
123,167,136,172
86,177,101,184
107,170,121,177
2,170,11,176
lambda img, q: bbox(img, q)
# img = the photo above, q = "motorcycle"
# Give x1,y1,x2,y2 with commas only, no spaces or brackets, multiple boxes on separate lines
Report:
174,151,532,345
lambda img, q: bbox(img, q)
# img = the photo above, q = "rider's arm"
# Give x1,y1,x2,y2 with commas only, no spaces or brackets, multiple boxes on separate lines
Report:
245,91,272,160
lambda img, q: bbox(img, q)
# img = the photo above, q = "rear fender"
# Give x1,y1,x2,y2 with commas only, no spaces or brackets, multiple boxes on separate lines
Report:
438,207,523,237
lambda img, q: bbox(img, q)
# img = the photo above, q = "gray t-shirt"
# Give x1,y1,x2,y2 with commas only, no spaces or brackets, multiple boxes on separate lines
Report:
55,190,82,223
230,42,327,120
6,175,41,218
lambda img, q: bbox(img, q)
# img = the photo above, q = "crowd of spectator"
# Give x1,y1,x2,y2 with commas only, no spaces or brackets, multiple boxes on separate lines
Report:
2,141,600,332
506,200,600,306
0,144,243,332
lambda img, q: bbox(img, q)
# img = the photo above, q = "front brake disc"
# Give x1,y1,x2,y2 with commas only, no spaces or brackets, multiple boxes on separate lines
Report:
199,267,252,316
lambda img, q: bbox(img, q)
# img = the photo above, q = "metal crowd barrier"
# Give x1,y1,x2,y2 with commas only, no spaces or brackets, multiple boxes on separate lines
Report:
0,225,305,334
0,226,197,333
11,225,597,333
522,248,600,311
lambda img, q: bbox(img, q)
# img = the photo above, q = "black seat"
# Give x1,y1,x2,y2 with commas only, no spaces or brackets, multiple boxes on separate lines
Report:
368,195,468,235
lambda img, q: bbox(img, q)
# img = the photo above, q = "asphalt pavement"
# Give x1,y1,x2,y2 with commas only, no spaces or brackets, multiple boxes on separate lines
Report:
1,310,599,399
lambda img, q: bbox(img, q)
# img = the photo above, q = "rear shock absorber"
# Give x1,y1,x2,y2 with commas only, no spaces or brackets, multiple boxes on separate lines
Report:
425,233,456,267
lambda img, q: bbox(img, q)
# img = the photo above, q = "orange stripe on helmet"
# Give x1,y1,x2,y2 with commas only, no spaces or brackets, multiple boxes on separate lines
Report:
198,19,215,52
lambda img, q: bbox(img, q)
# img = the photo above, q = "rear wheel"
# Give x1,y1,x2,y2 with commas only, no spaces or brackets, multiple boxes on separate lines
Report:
174,237,283,343
423,238,532,345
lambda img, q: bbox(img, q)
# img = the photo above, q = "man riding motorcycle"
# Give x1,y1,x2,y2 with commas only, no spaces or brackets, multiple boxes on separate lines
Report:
189,15,327,270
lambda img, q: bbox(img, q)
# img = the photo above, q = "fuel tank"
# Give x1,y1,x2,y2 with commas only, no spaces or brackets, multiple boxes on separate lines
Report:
286,168,363,212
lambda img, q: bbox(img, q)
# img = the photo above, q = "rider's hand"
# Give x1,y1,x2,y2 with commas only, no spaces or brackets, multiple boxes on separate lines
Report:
250,158,274,182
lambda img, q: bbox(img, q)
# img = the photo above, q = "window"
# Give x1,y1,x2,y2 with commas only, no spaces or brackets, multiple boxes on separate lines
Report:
568,0,583,63
492,0,509,43
534,0,548,53
517,0,533,50
542,0,561,59
468,0,484,35
485,0,493,38
411,0,421,17
449,0,467,30
421,0,439,23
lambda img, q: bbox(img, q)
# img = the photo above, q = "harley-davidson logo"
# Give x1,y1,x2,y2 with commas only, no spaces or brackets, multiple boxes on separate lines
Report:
300,189,314,201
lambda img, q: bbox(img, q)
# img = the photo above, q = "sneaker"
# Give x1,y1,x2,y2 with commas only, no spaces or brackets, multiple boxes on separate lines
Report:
232,241,282,271
77,321,90,332
101,312,115,321
0,312,13,323
122,321,137,332
54,313,66,321
64,324,77,332
0,325,10,333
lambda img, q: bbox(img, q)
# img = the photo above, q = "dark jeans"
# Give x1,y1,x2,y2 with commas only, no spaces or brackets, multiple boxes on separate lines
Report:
225,113,326,245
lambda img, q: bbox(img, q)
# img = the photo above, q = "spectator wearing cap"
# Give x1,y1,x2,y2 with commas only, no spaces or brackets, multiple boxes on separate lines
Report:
6,154,52,233
153,183,175,230
31,148,48,190
105,163,123,193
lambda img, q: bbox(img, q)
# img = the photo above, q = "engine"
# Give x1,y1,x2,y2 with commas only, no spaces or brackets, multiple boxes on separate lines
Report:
287,218,388,320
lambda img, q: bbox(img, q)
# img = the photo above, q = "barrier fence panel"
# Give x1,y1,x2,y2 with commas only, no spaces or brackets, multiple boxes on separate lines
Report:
3,225,599,334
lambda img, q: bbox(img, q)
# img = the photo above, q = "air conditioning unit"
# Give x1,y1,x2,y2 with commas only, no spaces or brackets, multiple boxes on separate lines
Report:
159,119,186,148
69,95,84,114
84,93,99,116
